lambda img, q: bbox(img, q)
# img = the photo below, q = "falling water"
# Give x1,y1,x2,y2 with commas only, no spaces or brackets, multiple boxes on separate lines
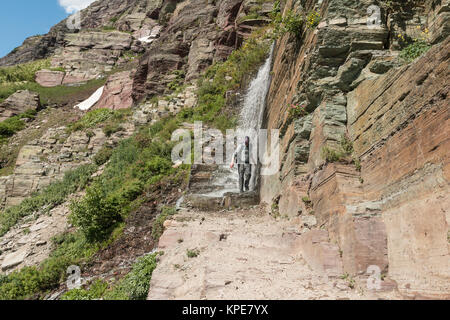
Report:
238,44,274,134
203,44,274,197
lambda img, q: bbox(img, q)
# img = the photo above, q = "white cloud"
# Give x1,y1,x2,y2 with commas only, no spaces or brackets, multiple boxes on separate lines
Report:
58,0,96,13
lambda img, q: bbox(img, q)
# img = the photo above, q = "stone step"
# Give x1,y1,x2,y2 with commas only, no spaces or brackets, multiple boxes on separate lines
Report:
185,191,259,211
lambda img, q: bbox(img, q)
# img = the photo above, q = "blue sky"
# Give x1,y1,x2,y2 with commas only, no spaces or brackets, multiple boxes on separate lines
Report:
0,0,95,58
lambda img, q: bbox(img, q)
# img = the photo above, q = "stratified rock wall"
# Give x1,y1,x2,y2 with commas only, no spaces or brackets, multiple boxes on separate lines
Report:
132,0,273,102
0,0,157,67
261,0,449,298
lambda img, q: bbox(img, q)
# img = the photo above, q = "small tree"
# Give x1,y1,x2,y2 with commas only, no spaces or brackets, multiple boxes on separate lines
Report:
70,184,122,242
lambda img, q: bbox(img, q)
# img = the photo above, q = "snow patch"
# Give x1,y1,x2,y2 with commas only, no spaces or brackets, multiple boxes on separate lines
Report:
74,86,104,111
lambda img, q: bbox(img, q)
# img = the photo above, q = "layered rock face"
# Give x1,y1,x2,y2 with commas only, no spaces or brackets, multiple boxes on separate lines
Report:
132,0,273,101
261,0,449,298
95,71,134,110
0,0,157,67
51,31,133,84
0,90,41,121
347,37,450,298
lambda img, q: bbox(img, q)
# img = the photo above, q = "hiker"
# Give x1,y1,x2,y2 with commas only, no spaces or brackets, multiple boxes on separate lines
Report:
230,136,252,193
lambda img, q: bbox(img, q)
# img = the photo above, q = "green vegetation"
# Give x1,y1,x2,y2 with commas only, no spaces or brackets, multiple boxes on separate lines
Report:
187,34,270,132
61,252,161,300
66,108,131,135
70,186,123,242
321,146,343,163
121,50,142,63
306,10,321,29
0,231,104,300
239,13,262,23
0,78,106,106
109,17,119,24
0,58,105,107
0,17,273,301
271,8,304,38
152,206,177,241
67,113,190,244
321,134,355,163
0,109,37,144
61,252,161,301
186,249,200,258
302,196,312,206
340,135,354,155
399,40,431,62
354,158,361,172
382,0,426,12
167,70,186,92
0,59,50,84
270,197,280,218
104,253,161,300
102,26,117,32
60,279,108,300
93,146,114,166
288,103,307,120
0,164,97,237
0,114,190,299
340,273,356,289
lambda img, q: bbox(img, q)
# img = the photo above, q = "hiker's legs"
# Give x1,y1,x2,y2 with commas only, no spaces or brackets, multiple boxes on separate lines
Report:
238,164,245,193
244,164,251,191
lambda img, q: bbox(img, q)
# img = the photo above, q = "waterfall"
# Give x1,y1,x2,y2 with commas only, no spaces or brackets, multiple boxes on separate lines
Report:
202,44,274,197
238,44,274,134
237,44,274,191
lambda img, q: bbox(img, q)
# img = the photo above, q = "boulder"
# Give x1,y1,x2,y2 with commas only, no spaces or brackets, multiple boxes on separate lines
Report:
0,90,41,121
1,247,28,271
35,69,65,87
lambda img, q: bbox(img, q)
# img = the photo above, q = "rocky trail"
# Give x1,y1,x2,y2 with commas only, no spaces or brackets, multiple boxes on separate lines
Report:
148,205,402,300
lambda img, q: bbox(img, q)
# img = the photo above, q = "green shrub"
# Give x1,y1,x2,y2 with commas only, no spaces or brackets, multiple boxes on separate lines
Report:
271,9,304,38
187,249,200,258
321,146,344,163
321,135,355,163
399,40,431,62
60,279,108,300
284,10,305,36
0,109,39,144
0,114,189,299
0,164,97,236
340,135,354,155
93,146,114,165
0,116,26,138
67,108,130,135
104,253,160,300
70,184,123,242
306,10,321,29
167,70,186,92
103,123,123,137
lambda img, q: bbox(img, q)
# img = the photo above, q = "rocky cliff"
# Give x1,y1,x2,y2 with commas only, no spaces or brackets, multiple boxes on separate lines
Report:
261,0,449,298
0,0,448,300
